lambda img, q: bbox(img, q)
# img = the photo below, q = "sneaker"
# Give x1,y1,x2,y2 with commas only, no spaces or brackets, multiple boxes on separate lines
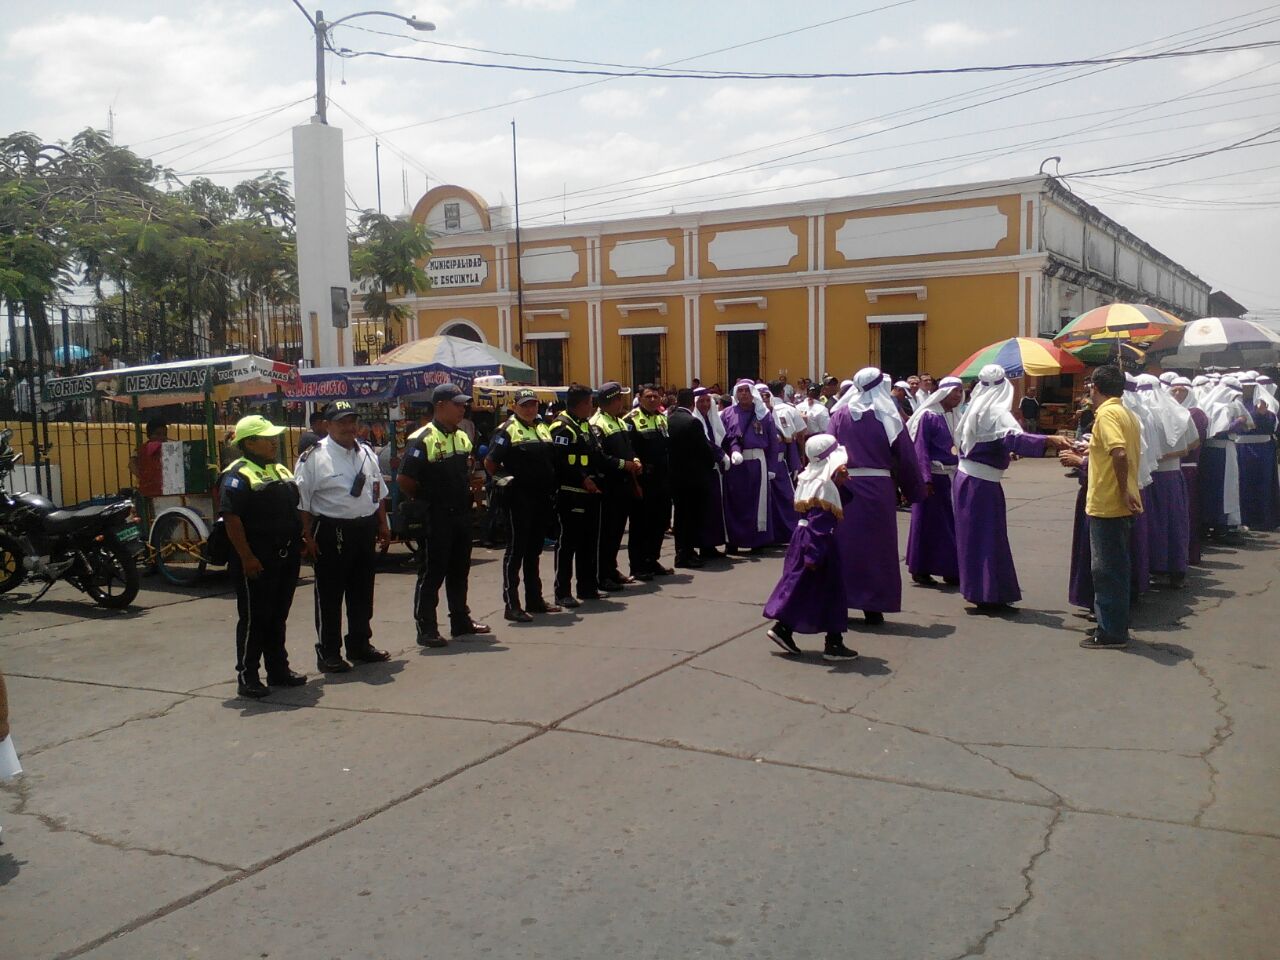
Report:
527,599,562,614
823,640,860,662
316,654,353,673
1080,632,1130,650
767,625,801,655
349,646,391,664
266,671,308,687
237,678,270,699
556,595,582,609
416,627,448,648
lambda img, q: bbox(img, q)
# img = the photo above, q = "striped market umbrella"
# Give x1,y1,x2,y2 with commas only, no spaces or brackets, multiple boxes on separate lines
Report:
1144,316,1280,370
950,337,1086,381
1054,303,1184,352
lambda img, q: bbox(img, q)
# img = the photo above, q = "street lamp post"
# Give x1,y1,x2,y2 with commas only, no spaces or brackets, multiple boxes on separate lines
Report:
293,7,433,369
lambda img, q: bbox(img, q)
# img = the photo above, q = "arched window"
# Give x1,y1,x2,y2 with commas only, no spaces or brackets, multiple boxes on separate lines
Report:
439,321,484,343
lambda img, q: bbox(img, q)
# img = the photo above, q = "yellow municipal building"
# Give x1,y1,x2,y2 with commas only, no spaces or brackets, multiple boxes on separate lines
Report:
388,176,1209,388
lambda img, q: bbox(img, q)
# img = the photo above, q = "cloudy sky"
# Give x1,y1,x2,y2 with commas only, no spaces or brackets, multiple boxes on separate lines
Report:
3,0,1278,319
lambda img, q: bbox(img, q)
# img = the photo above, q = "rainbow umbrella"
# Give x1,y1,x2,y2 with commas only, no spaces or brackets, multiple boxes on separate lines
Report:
950,337,1085,380
1054,303,1183,354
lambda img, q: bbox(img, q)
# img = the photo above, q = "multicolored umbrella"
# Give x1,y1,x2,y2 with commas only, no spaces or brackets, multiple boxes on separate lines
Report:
1054,303,1184,351
1144,316,1280,370
950,337,1086,380
377,334,535,382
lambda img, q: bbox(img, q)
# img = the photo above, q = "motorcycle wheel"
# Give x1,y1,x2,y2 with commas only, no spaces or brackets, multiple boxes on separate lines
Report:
0,532,23,594
82,539,140,609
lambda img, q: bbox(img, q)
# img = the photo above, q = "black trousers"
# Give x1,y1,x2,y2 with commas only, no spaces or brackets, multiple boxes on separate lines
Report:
598,488,631,581
231,545,301,683
415,510,472,633
555,490,600,599
502,493,551,610
628,477,671,573
312,515,378,659
671,482,708,558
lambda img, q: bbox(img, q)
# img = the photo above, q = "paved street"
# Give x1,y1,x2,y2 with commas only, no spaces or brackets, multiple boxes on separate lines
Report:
2,459,1277,960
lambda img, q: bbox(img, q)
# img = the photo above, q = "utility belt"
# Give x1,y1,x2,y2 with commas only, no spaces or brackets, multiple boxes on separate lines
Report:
958,459,1005,483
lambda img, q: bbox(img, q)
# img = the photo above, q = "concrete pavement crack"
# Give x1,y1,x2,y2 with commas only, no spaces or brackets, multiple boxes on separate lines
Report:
19,695,195,759
1190,659,1234,827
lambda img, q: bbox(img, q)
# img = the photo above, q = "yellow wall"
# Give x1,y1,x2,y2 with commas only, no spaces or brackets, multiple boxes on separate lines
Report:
600,295,684,387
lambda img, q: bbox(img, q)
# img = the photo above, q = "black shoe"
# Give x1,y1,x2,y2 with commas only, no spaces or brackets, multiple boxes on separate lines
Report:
453,620,492,637
237,678,270,699
1080,632,1130,650
266,671,307,687
911,573,935,586
943,576,961,586
504,607,534,623
674,554,704,569
417,627,448,648
578,591,605,601
767,625,801,655
556,595,582,608
700,548,726,560
527,599,562,614
651,564,675,576
725,546,740,556
631,570,655,582
823,639,860,662
316,654,353,673
349,646,391,664
863,611,885,626
598,579,625,592
975,602,1015,613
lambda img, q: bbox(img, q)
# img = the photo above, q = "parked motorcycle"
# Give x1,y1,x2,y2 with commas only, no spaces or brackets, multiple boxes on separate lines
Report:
0,429,143,608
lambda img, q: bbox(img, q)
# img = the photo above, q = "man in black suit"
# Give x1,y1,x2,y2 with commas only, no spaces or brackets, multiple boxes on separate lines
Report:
667,387,717,569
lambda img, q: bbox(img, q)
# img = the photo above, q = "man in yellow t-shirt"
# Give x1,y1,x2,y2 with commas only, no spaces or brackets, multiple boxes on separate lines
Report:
1082,365,1143,649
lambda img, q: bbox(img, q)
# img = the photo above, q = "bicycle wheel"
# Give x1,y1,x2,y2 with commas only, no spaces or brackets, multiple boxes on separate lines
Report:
0,532,24,594
150,510,208,585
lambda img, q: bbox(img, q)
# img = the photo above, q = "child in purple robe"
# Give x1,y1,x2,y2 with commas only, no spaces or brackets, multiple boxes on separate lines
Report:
764,435,859,662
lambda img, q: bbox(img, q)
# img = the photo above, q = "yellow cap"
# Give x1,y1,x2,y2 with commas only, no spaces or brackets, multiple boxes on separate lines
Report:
232,414,286,444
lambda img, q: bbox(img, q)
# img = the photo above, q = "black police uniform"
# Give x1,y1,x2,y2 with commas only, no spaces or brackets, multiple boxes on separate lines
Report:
487,409,557,615
399,417,476,640
589,400,638,587
218,455,303,688
548,409,602,602
625,406,672,577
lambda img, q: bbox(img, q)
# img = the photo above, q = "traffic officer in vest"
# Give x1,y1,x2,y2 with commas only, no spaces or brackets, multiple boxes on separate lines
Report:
398,383,491,646
548,383,604,607
484,387,560,622
218,415,306,699
625,383,674,580
589,382,643,591
295,400,392,673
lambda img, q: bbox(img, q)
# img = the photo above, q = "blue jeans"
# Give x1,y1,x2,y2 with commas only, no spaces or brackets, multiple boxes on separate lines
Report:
1089,515,1132,640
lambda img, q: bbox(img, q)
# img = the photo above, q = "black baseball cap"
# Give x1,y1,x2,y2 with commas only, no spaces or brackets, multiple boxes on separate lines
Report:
321,400,359,420
596,381,623,402
514,388,538,405
432,383,471,404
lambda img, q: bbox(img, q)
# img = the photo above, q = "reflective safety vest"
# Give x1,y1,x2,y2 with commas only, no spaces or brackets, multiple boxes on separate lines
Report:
625,409,668,436
502,417,553,446
223,457,295,488
589,410,627,437
551,413,592,467
409,422,473,461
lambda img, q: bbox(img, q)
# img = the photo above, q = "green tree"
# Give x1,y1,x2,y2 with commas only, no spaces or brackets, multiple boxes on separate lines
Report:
348,210,432,330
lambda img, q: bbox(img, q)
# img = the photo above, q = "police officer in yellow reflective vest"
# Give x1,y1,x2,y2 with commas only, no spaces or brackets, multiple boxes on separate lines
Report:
484,388,560,622
548,384,603,607
590,382,644,591
217,415,306,700
398,383,492,647
626,383,675,580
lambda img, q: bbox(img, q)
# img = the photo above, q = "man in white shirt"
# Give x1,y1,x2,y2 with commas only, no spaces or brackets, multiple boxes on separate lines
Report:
295,400,392,673
796,384,831,434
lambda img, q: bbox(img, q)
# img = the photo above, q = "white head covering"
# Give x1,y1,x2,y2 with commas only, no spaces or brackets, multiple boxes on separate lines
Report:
769,395,803,440
694,387,727,445
733,379,768,420
1170,376,1196,410
1122,374,1159,487
838,379,854,397
1191,374,1211,407
1158,371,1178,388
793,433,849,517
893,379,910,391
954,364,1021,456
1135,373,1196,458
1251,373,1279,415
1199,376,1253,436
906,376,963,441
832,366,904,442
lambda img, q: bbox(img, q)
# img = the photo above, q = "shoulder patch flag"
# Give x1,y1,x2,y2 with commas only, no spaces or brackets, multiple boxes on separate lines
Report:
553,434,571,446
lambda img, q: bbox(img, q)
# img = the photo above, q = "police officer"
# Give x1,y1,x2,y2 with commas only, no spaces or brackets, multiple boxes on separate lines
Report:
219,415,306,699
295,400,392,673
398,384,491,646
625,383,674,580
589,382,643,591
484,388,560,622
548,384,603,607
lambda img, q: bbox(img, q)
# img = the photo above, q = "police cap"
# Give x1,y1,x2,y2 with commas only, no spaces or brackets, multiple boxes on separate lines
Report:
321,400,359,420
432,383,472,404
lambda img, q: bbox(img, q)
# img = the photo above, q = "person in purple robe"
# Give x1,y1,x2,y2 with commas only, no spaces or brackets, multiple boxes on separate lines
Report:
1170,377,1208,565
905,376,964,586
720,380,776,551
693,388,728,559
764,435,859,661
828,366,926,624
1134,374,1196,586
1198,376,1251,536
1236,372,1279,531
759,383,799,544
952,364,1071,611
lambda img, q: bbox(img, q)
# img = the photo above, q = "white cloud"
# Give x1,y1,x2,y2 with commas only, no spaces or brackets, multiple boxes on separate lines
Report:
924,22,1017,47
504,0,577,10
1179,49,1266,85
642,48,665,63
699,84,816,118
580,89,650,117
870,35,902,53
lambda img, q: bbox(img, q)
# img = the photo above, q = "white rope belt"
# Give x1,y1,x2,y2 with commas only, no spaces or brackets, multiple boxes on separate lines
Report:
958,458,1006,483
846,467,891,478
1231,435,1274,445
930,461,957,477
742,448,769,533
1155,460,1183,473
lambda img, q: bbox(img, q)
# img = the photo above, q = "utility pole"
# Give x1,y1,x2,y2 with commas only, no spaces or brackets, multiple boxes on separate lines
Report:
511,120,525,365
314,9,328,124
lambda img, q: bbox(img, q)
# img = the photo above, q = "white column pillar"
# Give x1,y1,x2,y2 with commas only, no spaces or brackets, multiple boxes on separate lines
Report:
292,120,352,369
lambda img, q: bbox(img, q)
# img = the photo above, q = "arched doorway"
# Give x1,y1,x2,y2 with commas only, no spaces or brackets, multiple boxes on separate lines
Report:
440,321,483,343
